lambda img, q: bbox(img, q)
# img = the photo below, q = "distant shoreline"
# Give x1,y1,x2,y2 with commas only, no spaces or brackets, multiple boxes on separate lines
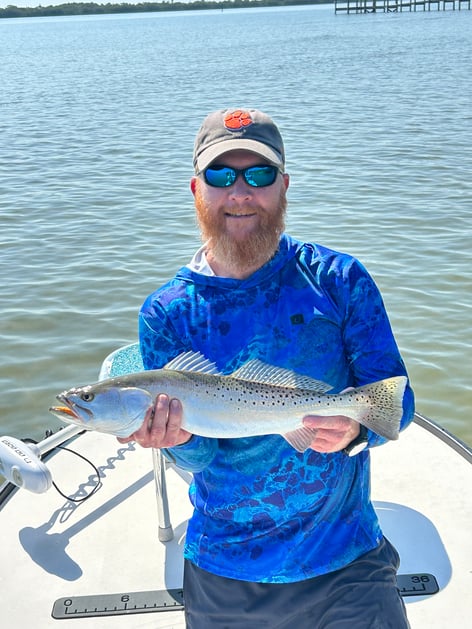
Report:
0,0,332,20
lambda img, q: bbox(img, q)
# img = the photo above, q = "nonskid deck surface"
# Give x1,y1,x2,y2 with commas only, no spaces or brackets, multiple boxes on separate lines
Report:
0,432,190,628
1,419,471,627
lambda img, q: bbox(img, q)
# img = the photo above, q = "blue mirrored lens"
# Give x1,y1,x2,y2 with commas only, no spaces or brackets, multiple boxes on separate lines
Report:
204,167,237,187
204,165,278,188
245,166,277,187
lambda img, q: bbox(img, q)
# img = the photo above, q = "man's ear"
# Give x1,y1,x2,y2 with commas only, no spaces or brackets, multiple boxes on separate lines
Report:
190,177,197,196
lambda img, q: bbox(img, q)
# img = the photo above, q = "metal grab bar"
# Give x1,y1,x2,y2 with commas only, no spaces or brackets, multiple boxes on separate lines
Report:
152,448,174,542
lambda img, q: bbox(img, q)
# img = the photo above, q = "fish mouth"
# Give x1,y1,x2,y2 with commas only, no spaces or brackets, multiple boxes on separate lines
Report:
49,405,79,419
49,394,92,422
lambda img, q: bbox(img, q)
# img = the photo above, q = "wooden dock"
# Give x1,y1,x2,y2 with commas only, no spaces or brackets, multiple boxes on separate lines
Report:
335,0,471,12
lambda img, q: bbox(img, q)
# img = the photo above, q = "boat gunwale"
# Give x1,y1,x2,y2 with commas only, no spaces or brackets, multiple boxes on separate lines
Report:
412,412,472,463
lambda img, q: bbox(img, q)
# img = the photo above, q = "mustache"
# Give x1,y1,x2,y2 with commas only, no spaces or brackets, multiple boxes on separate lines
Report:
193,186,287,274
194,185,287,236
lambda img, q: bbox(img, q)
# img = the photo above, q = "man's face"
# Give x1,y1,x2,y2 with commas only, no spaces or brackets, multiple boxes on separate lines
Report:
191,150,290,275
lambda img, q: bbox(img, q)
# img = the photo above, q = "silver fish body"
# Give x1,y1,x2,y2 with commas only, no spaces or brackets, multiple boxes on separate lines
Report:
50,352,407,451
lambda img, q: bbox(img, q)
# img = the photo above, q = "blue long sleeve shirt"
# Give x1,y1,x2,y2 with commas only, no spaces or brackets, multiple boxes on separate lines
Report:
139,234,414,583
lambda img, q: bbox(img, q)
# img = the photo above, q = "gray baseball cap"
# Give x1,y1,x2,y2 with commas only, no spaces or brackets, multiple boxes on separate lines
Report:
193,109,285,173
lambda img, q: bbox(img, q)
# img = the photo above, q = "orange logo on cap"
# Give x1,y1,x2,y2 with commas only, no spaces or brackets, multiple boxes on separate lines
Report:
224,110,253,131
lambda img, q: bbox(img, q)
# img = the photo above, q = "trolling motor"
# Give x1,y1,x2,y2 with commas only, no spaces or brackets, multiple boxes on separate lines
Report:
0,435,52,493
0,425,85,494
0,428,172,540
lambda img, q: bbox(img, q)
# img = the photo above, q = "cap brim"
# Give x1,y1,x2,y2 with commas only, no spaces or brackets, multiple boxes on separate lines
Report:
195,139,284,172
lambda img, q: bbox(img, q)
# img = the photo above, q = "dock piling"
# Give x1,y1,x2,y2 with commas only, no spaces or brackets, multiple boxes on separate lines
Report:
335,0,471,13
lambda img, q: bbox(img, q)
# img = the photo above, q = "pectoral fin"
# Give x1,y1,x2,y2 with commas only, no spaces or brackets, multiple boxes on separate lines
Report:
283,427,318,452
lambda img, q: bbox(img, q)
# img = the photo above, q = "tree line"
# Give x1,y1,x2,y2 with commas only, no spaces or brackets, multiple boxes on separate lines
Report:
0,0,331,19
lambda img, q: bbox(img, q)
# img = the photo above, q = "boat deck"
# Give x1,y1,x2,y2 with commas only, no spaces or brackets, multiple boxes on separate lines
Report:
1,417,471,627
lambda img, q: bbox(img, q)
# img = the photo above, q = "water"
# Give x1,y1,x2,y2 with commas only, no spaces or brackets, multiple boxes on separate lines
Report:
1,5,471,446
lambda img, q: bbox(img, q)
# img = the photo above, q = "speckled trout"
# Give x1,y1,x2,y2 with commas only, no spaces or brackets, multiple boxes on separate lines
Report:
50,351,407,451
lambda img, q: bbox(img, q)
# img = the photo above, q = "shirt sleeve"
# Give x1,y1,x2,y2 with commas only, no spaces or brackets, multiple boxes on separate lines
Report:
162,436,218,472
139,295,187,370
339,257,415,447
138,297,219,471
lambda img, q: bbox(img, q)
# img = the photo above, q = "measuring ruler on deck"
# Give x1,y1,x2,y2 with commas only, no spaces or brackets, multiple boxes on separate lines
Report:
396,573,439,597
52,574,438,619
52,588,184,619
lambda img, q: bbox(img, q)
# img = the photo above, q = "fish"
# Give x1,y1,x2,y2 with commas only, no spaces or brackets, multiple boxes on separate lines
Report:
49,351,407,452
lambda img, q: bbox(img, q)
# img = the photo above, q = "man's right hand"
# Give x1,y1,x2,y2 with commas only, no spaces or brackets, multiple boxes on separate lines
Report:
117,394,192,448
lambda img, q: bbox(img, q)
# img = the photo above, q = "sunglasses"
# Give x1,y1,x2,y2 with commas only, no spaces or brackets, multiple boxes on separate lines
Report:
201,164,280,188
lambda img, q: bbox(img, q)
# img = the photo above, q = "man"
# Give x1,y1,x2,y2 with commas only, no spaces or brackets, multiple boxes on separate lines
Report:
120,109,414,627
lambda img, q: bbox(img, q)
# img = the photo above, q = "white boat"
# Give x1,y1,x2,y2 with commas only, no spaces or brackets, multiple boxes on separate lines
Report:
1,344,471,628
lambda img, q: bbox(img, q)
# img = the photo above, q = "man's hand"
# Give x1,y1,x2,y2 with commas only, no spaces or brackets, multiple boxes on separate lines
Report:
117,394,192,449
302,415,361,453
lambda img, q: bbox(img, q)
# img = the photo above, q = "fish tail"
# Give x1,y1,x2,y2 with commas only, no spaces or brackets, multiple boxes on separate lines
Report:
353,376,407,440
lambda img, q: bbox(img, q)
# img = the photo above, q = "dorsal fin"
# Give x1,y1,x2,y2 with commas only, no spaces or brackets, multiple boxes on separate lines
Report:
164,351,223,375
231,360,332,393
165,352,333,394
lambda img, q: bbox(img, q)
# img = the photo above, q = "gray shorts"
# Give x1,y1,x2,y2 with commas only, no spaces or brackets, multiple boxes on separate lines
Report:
183,537,410,628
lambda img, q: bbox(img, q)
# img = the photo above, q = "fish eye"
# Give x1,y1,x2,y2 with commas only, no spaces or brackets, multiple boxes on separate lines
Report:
80,391,95,402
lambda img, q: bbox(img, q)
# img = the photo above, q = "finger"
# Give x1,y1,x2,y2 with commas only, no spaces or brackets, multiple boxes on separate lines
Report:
314,428,346,446
161,398,183,447
117,435,134,444
303,414,348,430
148,393,172,445
303,416,360,453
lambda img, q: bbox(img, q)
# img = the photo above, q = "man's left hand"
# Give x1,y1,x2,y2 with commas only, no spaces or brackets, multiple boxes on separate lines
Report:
302,415,360,453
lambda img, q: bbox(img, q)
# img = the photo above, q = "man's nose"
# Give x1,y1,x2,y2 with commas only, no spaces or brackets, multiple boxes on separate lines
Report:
229,176,253,199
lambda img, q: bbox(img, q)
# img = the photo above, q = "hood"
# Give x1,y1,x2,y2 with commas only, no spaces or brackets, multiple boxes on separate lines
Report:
173,234,303,290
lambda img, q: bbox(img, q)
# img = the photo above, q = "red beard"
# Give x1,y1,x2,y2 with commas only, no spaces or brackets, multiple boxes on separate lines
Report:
194,187,287,276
